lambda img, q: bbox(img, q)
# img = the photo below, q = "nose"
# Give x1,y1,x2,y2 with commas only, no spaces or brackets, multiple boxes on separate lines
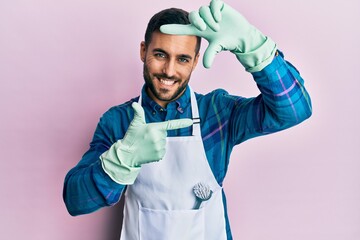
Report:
162,58,176,77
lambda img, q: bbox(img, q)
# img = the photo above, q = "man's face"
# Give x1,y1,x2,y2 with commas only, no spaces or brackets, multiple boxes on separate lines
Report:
140,31,199,107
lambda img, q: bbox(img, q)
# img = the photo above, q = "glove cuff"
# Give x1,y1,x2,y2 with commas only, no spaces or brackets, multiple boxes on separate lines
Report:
100,140,141,185
234,36,277,73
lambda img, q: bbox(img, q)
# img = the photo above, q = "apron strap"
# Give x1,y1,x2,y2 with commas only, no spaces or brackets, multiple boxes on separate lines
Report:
189,86,201,137
138,86,201,137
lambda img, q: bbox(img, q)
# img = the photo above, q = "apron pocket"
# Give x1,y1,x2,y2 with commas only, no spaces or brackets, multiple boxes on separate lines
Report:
139,206,205,240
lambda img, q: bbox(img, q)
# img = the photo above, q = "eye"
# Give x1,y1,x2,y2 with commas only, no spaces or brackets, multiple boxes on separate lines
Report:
154,53,166,58
178,57,189,63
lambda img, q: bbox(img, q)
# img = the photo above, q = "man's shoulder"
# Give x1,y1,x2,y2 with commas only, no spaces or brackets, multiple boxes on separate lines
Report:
195,88,230,102
101,96,139,120
195,88,245,113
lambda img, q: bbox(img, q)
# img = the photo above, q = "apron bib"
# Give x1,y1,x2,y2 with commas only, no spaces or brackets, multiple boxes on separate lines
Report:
120,87,227,240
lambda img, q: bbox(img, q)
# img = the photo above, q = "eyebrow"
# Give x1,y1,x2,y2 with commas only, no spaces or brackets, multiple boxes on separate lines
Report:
153,48,193,60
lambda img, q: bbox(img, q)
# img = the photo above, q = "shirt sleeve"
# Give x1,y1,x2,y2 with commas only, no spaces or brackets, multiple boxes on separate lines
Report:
229,50,312,145
63,110,126,216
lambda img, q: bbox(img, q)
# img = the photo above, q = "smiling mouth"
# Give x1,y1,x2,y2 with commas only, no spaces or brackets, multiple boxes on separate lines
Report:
158,77,177,86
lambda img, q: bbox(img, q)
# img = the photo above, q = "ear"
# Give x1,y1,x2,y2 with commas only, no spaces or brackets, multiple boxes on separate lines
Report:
140,41,146,62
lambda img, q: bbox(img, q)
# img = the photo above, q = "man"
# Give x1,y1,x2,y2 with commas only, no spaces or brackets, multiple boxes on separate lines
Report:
63,1,312,239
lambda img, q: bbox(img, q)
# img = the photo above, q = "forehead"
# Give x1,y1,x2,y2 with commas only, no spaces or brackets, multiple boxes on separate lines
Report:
148,31,198,56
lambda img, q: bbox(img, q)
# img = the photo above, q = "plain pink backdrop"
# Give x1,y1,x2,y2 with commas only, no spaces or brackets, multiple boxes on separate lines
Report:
1,0,359,239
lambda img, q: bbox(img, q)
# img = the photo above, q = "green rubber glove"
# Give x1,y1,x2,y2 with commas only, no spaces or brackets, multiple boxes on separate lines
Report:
160,0,277,72
100,102,193,184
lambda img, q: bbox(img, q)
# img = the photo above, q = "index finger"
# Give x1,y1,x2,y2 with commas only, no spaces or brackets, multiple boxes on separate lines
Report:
151,118,193,131
160,24,203,37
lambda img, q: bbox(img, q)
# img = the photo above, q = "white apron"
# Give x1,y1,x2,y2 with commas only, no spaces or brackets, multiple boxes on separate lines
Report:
120,87,227,240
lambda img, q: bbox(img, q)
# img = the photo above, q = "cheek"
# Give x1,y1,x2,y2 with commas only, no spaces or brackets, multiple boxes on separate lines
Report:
145,58,163,73
179,65,194,77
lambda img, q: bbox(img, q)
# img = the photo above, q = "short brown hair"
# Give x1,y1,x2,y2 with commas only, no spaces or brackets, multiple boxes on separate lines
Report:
144,8,201,54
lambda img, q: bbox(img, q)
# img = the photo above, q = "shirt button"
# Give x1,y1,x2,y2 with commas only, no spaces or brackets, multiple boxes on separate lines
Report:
152,111,156,115
177,107,183,113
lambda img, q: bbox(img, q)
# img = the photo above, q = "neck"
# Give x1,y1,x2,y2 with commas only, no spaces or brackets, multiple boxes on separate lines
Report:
145,87,187,108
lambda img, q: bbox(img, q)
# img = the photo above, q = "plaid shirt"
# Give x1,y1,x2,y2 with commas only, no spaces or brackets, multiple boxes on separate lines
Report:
63,51,312,239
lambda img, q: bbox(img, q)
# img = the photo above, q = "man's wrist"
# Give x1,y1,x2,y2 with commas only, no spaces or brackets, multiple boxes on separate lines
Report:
100,141,141,185
234,36,277,72
101,157,141,185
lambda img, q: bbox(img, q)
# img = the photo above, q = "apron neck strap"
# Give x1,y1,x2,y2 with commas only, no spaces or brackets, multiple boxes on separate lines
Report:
189,86,201,136
138,86,201,136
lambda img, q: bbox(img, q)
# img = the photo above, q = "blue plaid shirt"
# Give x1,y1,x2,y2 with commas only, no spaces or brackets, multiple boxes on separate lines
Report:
63,51,312,239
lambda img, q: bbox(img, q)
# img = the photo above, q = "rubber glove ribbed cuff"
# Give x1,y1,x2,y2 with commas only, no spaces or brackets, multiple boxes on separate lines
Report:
100,140,141,185
233,36,277,73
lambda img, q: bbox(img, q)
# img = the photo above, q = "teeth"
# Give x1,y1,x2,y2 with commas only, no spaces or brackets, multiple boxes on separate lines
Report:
160,79,175,86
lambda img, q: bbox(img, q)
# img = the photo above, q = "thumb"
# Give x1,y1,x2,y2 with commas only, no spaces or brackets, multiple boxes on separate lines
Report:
160,24,202,37
152,118,193,131
203,42,222,68
131,102,146,124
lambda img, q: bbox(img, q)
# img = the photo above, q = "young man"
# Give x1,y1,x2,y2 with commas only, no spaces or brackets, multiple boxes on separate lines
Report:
63,1,312,239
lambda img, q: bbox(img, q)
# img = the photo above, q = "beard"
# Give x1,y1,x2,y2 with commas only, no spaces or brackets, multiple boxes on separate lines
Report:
143,63,190,103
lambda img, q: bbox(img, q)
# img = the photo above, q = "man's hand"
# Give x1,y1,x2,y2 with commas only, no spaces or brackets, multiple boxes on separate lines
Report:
120,102,193,166
100,102,193,184
160,0,277,71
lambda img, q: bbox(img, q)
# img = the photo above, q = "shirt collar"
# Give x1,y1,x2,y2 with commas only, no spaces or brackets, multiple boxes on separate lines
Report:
141,84,191,113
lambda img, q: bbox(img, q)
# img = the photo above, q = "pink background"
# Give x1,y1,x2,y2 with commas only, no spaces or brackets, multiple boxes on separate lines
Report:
1,0,359,239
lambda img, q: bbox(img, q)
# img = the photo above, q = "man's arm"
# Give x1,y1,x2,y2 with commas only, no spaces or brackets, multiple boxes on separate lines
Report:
63,103,193,216
229,51,312,144
63,111,125,216
161,0,311,143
